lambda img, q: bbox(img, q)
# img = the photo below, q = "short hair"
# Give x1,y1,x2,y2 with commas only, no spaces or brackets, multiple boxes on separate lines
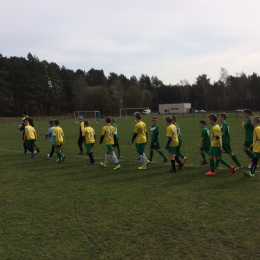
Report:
111,118,116,123
54,119,59,125
171,115,176,122
106,116,112,123
218,112,227,120
199,120,206,125
22,110,27,115
252,115,260,124
165,115,172,123
135,112,141,120
84,120,90,127
244,109,253,116
24,119,29,124
152,117,158,121
208,114,217,122
49,120,54,125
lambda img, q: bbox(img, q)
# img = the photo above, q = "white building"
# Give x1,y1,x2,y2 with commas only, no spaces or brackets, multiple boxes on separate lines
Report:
159,103,191,114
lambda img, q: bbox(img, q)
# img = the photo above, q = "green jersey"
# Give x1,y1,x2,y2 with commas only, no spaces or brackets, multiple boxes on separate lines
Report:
112,123,118,137
201,127,210,148
244,118,254,142
175,123,182,140
221,121,230,144
150,124,159,143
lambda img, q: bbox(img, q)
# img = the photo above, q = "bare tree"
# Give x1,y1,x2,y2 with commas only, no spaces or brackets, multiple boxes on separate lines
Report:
196,75,210,110
178,79,190,102
219,68,228,109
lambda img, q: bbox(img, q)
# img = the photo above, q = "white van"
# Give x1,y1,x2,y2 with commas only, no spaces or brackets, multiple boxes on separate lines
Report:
142,109,151,115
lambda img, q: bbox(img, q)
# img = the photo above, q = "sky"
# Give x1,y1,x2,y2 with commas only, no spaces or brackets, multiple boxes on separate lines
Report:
1,0,260,85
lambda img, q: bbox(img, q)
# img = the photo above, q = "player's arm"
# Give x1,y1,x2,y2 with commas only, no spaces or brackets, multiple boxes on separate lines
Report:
34,130,37,141
198,137,204,147
215,135,224,152
130,133,138,144
154,132,159,144
100,135,104,144
146,131,148,144
242,117,246,130
165,136,172,149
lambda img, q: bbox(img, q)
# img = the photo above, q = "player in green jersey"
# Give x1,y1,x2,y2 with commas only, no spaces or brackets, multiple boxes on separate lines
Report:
198,120,210,165
172,116,187,165
148,118,168,163
215,113,242,171
242,109,254,168
111,118,121,158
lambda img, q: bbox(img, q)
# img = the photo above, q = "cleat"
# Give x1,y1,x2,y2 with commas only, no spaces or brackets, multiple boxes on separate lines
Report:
234,166,243,171
249,173,255,177
61,155,66,163
114,165,121,170
243,171,250,177
47,154,52,159
22,151,27,155
30,151,37,158
56,159,60,162
167,169,177,173
230,166,235,175
79,151,84,154
205,171,216,176
175,162,179,166
138,166,147,170
182,157,187,164
100,162,107,167
146,160,151,167
36,147,40,153
163,158,168,163
178,162,184,170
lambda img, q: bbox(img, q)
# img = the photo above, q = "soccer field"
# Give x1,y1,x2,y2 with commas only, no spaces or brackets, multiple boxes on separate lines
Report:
1,116,260,259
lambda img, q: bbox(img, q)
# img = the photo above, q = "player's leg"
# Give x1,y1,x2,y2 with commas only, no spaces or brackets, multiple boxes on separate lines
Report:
111,150,121,169
244,157,259,177
78,136,83,154
137,143,148,169
22,131,27,154
200,147,208,165
217,152,235,174
26,140,34,157
174,145,183,168
87,144,95,164
243,142,253,159
49,145,55,158
167,152,176,172
156,149,168,163
149,148,154,162
33,143,40,153
116,138,121,158
205,147,217,175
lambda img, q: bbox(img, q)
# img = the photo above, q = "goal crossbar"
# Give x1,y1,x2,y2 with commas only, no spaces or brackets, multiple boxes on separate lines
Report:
74,111,100,123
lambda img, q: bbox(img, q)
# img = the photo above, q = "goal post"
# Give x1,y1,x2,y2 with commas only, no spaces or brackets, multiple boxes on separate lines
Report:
119,108,151,118
74,111,100,123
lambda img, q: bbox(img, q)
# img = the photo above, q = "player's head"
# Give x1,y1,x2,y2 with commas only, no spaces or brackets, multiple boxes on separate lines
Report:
49,120,54,126
164,115,172,125
54,119,59,126
22,110,27,116
152,117,158,125
111,118,116,124
252,115,260,126
171,115,177,123
24,119,29,125
84,120,90,127
135,112,141,120
78,116,84,122
243,109,253,118
199,120,206,128
105,116,112,124
218,112,227,122
208,114,217,125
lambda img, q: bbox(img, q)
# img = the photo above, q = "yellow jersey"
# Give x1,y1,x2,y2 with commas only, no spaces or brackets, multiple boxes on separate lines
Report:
52,126,64,145
253,126,260,153
166,124,179,147
101,125,116,145
134,121,147,143
25,125,36,140
211,124,222,147
82,126,95,144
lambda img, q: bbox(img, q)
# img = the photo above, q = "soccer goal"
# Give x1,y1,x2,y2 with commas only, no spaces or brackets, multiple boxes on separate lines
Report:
119,108,151,118
74,111,100,123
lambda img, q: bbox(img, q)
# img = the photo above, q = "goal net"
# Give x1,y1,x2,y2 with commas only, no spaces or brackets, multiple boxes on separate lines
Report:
74,111,100,123
119,107,151,118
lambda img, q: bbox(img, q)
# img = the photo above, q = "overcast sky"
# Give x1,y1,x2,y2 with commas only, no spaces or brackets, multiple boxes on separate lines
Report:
1,0,260,84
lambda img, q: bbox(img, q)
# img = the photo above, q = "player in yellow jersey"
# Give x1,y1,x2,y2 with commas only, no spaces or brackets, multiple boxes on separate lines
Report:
52,119,65,163
164,116,183,172
24,119,37,158
100,116,121,170
130,112,150,170
78,116,85,154
244,116,260,177
82,120,96,165
205,114,235,176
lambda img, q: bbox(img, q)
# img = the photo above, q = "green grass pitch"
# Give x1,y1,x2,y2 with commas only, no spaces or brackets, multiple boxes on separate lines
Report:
0,116,260,259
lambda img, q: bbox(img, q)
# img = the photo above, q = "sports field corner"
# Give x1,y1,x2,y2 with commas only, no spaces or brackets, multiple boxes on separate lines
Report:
0,115,260,259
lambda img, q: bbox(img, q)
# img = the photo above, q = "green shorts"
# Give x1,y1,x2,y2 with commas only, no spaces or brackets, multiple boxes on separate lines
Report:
55,143,63,148
86,143,94,152
150,142,161,150
106,145,114,153
222,143,232,154
168,146,177,154
208,146,221,157
200,146,210,154
25,139,35,148
136,143,146,153
253,152,260,159
244,141,253,148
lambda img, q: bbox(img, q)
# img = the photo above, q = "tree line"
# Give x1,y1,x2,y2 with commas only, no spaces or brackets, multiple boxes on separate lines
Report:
0,53,260,116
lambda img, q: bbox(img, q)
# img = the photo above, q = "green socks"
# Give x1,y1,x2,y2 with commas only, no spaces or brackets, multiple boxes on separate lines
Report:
232,155,241,167
219,158,230,169
118,148,121,157
245,150,253,159
201,152,206,162
178,151,184,159
158,150,167,159
210,159,215,172
215,159,220,167
56,151,62,160
149,151,153,161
